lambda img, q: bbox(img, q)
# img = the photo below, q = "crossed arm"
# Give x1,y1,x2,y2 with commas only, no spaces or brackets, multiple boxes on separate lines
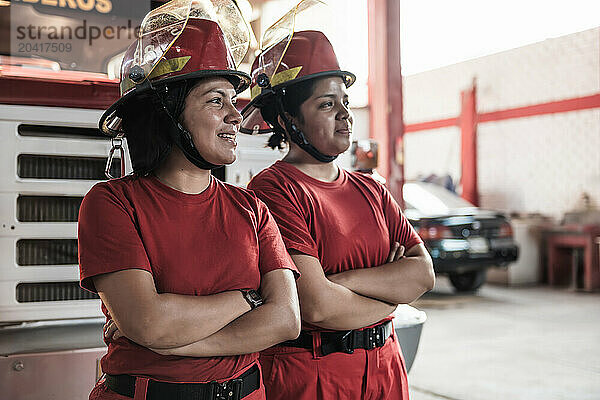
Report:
96,267,300,355
328,242,435,305
148,268,300,357
292,242,434,331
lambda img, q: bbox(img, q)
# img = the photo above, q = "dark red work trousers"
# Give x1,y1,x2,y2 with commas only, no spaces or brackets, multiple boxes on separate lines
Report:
260,331,409,400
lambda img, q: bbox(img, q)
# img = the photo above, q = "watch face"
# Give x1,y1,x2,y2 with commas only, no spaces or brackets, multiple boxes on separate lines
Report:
247,290,262,302
245,290,263,308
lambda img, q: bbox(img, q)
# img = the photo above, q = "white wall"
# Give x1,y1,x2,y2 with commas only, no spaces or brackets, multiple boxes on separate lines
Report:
477,109,600,218
402,27,600,219
403,126,461,184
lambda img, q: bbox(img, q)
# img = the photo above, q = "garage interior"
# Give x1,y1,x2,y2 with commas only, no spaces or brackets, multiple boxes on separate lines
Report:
0,0,598,399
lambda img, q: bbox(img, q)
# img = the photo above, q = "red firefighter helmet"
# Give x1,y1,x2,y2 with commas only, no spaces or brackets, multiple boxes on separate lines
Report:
100,0,252,136
240,0,355,135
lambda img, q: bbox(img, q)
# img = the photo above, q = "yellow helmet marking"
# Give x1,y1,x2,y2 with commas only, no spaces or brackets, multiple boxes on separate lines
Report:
120,56,192,95
148,56,191,80
250,66,303,99
250,84,261,100
271,66,302,87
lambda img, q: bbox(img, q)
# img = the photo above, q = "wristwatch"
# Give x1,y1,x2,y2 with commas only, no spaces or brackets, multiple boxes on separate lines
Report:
239,289,263,309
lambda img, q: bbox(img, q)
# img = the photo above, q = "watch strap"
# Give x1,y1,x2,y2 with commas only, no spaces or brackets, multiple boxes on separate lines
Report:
239,289,263,309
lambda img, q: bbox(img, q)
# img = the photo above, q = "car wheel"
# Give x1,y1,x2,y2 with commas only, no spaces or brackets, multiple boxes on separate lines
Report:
449,269,487,292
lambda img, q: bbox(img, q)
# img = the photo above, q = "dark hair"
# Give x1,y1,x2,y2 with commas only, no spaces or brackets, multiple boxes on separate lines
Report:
120,97,173,176
260,78,317,149
119,80,198,175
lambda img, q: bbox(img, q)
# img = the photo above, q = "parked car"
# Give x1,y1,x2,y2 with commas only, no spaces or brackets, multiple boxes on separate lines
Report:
403,181,519,292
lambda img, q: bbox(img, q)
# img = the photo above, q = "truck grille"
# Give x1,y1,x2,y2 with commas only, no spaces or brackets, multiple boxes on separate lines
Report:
17,195,83,222
16,282,98,302
17,239,78,266
18,124,106,140
18,154,121,180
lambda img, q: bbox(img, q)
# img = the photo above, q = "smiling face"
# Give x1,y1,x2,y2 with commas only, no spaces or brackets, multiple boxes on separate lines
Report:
179,77,241,165
293,76,353,157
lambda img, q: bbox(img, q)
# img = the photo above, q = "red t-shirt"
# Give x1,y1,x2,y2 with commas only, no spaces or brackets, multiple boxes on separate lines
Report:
78,175,297,382
248,161,422,329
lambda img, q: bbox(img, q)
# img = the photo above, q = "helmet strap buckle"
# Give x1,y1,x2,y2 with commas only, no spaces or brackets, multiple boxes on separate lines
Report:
105,135,126,179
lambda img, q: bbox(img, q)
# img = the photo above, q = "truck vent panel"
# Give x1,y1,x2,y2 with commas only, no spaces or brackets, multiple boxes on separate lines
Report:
18,124,106,140
17,196,83,222
16,282,98,302
17,239,78,266
18,154,121,180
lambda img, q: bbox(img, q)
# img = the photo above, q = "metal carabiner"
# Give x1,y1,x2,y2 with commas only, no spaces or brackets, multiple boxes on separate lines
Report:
105,135,125,179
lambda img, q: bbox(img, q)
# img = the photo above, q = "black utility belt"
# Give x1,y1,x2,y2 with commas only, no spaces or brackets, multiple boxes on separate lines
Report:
281,320,393,356
104,363,260,400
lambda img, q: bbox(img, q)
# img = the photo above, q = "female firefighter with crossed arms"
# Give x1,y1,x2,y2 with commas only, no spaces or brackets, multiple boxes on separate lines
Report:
240,9,435,400
78,2,300,399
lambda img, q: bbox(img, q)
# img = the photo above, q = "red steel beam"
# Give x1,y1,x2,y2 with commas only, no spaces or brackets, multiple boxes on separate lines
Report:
367,0,390,179
460,83,478,206
404,93,600,133
368,0,404,204
478,93,600,123
386,0,404,205
404,117,458,133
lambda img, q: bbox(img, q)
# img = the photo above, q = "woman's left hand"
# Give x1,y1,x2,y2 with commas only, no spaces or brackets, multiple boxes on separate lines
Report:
104,319,178,355
327,243,434,305
386,241,405,263
103,319,124,341
103,319,195,356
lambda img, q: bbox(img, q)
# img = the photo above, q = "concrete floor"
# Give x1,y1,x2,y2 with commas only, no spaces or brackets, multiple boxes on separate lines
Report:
406,277,600,400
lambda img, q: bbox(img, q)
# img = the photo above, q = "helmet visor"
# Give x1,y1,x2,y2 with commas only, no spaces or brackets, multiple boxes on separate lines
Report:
121,0,251,96
251,0,324,92
202,0,253,67
120,0,192,96
240,0,324,135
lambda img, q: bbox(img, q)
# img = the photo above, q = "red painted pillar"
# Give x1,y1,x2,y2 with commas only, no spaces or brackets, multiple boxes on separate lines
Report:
460,81,478,206
368,0,404,206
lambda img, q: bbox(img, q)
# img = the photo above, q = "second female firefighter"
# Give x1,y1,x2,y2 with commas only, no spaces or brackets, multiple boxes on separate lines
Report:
240,26,435,400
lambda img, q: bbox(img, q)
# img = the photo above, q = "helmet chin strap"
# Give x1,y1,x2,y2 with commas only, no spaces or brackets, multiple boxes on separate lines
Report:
168,120,221,171
153,83,221,171
275,97,337,163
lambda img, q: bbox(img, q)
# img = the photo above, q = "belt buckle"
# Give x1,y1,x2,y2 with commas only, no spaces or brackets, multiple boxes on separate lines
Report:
340,330,355,354
212,378,242,400
366,325,385,350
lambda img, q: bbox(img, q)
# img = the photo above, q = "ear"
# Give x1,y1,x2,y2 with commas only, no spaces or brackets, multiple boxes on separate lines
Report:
276,113,295,134
276,115,285,130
